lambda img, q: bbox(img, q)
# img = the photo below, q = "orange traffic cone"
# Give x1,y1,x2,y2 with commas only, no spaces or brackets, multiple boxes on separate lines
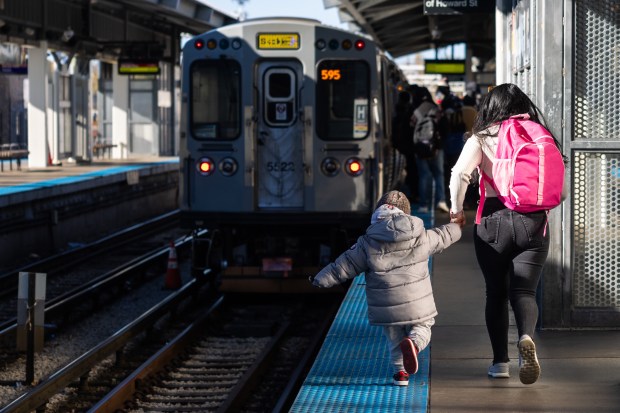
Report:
164,240,182,289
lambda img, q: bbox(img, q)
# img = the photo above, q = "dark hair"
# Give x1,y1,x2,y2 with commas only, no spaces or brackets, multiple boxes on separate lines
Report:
410,85,435,109
419,86,434,103
397,90,411,104
472,83,564,154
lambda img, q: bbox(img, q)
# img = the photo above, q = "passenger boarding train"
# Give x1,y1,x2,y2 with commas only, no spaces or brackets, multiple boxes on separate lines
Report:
179,17,407,280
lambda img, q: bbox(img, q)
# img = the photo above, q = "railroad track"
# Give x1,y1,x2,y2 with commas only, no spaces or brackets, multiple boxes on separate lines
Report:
0,211,343,412
0,210,183,324
89,294,339,413
0,212,218,411
0,291,339,413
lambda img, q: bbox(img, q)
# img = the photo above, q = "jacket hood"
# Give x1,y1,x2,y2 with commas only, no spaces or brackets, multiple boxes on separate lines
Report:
367,205,423,243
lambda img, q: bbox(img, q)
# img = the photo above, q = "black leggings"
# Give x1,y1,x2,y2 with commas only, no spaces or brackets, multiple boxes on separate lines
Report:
474,198,550,364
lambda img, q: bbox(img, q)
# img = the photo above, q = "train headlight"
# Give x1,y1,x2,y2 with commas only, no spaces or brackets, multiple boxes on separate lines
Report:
219,38,230,49
354,39,366,50
315,39,326,50
342,39,352,50
345,157,364,176
321,157,340,177
194,39,205,49
219,157,238,176
206,39,217,50
328,39,339,50
197,157,215,176
231,38,242,49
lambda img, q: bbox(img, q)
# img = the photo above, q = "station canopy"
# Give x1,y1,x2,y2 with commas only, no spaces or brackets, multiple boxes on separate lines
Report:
0,0,237,60
324,0,496,60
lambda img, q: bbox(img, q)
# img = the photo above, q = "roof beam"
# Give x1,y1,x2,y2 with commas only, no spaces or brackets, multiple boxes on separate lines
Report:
364,2,423,23
123,0,234,32
356,0,393,12
323,0,383,49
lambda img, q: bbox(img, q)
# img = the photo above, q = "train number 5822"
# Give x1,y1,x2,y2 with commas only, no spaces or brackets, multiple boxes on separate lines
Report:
266,162,295,172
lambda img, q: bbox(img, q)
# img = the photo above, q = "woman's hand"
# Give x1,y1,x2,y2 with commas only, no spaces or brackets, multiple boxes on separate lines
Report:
450,210,466,228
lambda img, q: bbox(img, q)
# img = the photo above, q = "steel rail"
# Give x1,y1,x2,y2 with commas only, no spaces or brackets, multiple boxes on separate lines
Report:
271,300,341,412
86,292,224,413
0,210,181,298
215,320,292,413
0,277,212,413
0,229,207,338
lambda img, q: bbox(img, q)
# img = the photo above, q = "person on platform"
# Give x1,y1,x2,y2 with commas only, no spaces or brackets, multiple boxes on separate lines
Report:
309,191,463,386
448,83,568,384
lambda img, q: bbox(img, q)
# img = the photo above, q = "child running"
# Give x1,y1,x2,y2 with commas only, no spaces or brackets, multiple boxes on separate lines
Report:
310,190,462,385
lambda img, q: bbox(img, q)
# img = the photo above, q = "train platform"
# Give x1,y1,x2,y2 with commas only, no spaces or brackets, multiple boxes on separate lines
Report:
0,156,180,271
0,156,178,198
291,210,620,412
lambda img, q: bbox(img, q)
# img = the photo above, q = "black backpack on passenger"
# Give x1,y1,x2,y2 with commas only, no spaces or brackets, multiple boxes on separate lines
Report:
412,106,440,159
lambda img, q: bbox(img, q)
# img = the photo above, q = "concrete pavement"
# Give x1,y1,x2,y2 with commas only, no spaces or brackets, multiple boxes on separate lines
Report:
430,211,620,412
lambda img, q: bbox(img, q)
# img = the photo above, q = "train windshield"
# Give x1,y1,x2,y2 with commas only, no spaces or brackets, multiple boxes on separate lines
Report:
316,60,370,140
190,59,241,140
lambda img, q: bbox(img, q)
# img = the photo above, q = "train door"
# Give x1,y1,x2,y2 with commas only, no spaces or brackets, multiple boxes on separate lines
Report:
256,62,304,209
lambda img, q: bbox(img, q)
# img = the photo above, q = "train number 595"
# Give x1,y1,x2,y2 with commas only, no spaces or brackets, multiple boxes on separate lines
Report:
266,162,295,172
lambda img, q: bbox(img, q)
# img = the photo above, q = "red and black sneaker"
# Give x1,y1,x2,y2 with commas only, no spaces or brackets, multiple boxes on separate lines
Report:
400,337,419,374
392,370,409,386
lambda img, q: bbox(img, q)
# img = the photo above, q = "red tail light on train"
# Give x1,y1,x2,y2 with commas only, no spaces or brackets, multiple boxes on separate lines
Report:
197,157,215,176
345,158,364,176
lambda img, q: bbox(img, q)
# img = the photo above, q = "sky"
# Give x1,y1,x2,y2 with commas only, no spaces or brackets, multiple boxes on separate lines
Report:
205,0,347,29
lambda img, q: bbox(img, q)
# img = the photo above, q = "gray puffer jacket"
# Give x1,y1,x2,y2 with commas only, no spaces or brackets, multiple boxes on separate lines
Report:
313,206,461,325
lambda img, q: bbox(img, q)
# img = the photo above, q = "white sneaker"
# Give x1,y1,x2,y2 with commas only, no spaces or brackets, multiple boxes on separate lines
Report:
488,362,510,378
518,335,540,384
436,201,450,213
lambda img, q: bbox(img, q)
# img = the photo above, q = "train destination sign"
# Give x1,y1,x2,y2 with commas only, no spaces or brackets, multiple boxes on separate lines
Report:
257,33,300,50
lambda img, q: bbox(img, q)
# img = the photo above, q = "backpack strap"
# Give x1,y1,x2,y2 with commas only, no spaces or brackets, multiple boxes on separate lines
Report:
510,113,530,120
476,167,504,225
475,167,487,224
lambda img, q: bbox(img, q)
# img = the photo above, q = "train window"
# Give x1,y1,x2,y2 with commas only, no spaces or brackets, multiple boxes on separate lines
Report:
316,60,370,140
190,60,241,140
268,73,292,98
263,68,296,127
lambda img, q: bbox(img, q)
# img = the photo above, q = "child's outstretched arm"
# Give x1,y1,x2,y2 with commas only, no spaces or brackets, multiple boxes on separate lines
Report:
425,222,462,256
311,241,368,288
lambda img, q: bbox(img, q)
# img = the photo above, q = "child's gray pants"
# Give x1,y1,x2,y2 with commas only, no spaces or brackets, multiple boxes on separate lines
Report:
382,318,435,373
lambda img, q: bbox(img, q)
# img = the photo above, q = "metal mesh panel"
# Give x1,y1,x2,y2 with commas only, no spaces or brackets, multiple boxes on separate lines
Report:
511,0,533,94
574,1,620,141
573,152,620,307
513,69,531,96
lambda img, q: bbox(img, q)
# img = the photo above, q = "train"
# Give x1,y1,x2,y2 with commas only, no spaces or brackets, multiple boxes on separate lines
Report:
178,17,407,291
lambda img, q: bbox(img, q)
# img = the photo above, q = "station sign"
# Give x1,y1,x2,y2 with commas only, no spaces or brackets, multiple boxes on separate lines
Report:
423,0,495,15
257,33,300,50
117,59,160,75
424,59,466,75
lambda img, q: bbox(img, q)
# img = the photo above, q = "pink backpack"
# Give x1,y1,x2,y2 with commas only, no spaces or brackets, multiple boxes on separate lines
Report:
475,114,565,225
